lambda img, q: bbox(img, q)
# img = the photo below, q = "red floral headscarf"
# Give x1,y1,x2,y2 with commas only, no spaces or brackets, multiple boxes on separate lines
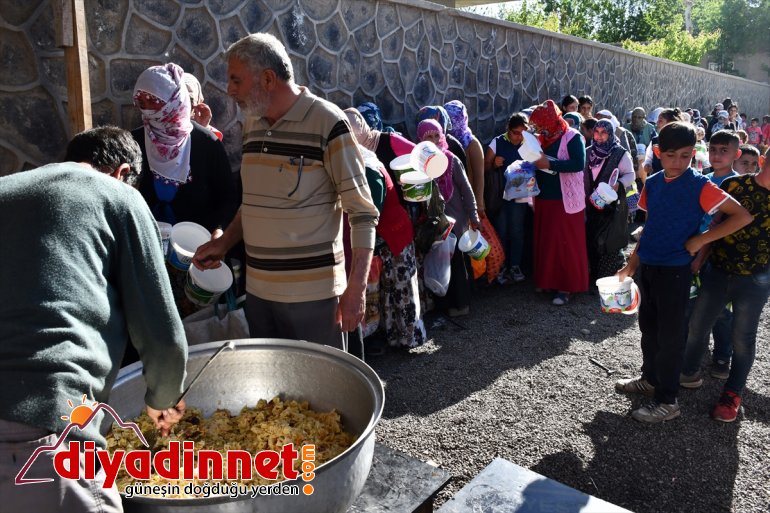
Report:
529,100,569,149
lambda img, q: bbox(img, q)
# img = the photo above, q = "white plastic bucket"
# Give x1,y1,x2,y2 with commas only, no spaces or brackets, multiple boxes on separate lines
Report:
410,141,448,179
389,154,415,183
457,229,490,261
185,262,233,306
589,182,619,210
596,276,640,314
400,171,433,202
156,221,172,257
519,131,543,162
168,222,210,271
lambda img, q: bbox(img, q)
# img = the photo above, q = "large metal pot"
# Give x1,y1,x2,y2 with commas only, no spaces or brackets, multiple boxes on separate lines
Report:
103,339,385,513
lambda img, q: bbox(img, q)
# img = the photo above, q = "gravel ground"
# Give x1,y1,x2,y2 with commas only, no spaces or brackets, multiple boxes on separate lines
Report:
367,278,770,513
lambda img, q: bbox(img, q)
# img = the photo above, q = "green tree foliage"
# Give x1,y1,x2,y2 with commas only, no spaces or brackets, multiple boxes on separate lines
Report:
621,16,721,65
496,0,757,67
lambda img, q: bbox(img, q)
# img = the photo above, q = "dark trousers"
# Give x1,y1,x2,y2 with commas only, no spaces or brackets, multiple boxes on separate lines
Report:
638,264,692,404
438,248,471,311
245,294,346,351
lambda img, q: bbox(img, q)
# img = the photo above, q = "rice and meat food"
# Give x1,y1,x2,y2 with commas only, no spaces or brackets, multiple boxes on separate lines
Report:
105,397,355,497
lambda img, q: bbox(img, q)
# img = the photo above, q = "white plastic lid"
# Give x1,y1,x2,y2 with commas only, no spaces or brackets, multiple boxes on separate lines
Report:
399,171,432,184
390,154,414,170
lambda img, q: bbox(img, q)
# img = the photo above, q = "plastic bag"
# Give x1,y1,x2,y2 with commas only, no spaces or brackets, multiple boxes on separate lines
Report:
423,233,456,296
479,218,504,284
503,160,540,200
470,255,486,280
362,256,382,337
182,295,249,346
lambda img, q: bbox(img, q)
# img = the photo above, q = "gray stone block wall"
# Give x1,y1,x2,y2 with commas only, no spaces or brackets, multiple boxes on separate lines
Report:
2,0,769,175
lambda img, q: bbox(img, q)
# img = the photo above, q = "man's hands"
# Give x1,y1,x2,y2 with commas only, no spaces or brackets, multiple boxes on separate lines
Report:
337,284,366,332
146,400,186,437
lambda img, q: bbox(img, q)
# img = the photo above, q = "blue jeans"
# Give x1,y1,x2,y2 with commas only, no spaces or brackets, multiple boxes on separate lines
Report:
494,200,528,269
685,298,733,362
682,265,770,395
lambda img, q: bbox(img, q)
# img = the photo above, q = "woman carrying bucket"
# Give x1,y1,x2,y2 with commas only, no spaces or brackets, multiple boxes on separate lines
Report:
529,100,588,306
131,63,239,318
584,119,635,285
417,119,480,317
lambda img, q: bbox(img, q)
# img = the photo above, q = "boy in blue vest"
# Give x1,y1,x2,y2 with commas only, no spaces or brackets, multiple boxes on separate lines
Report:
614,122,751,423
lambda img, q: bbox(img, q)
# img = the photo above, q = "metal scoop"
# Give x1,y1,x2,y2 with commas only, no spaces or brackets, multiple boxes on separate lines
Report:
177,340,236,404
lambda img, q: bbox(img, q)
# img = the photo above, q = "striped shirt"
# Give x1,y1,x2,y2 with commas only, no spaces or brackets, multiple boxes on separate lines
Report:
240,87,379,302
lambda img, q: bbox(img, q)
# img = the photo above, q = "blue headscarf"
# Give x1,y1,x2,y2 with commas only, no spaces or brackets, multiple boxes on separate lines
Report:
357,102,383,131
416,105,452,135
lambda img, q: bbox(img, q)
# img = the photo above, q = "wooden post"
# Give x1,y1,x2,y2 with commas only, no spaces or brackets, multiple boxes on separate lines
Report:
59,0,92,136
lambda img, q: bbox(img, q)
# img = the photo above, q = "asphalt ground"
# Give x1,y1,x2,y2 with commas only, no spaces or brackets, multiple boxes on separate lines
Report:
368,277,770,513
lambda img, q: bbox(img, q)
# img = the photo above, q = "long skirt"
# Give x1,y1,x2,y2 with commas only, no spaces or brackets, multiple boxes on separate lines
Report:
380,242,426,348
533,198,589,293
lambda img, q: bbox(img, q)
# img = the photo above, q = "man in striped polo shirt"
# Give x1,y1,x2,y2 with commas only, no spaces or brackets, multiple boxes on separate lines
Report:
193,33,379,350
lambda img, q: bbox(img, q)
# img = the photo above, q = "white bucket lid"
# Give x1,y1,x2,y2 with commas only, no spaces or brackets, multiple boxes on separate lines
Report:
596,276,632,293
400,171,432,184
410,141,448,179
189,262,233,293
170,222,210,254
390,154,414,170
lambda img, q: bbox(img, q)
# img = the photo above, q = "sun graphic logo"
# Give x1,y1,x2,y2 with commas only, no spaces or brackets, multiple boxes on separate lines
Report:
15,394,147,485
61,394,99,427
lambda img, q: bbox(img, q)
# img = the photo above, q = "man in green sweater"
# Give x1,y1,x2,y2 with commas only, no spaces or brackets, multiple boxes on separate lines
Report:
0,126,187,512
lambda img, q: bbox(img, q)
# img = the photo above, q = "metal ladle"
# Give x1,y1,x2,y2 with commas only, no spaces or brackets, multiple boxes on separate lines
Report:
177,340,236,403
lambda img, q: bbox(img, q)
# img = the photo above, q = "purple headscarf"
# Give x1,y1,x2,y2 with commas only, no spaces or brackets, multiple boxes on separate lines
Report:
444,100,473,150
416,119,454,202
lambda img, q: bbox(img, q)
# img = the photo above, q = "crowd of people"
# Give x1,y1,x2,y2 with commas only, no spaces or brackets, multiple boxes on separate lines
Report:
2,29,770,512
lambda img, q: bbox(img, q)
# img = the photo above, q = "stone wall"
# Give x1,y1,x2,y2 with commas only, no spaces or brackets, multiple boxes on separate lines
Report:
2,0,769,175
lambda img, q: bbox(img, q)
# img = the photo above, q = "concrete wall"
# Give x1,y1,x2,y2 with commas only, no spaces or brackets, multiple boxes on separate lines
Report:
2,0,769,175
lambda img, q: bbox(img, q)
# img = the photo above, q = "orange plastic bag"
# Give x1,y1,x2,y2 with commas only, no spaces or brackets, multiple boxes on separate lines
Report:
479,218,504,283
470,256,486,280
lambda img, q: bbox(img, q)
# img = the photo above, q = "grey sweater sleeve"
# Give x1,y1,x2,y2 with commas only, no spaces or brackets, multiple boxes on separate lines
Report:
117,191,187,410
452,156,480,226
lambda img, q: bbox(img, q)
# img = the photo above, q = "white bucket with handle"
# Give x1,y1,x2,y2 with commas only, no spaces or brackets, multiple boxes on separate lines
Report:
458,229,490,261
596,276,640,314
589,182,619,209
410,141,448,179
168,222,210,271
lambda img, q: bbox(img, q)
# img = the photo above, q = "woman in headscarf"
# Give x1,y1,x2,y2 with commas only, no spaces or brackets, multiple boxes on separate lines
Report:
357,102,396,133
529,100,588,305
416,105,467,171
595,109,638,163
132,63,238,233
563,112,583,129
417,119,480,317
343,109,426,351
132,63,239,317
584,119,635,283
445,100,485,218
345,107,415,205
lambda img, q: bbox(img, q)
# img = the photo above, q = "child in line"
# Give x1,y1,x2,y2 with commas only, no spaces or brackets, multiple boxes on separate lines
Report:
689,131,742,383
614,122,751,424
734,145,760,175
680,148,770,422
761,115,770,147
746,118,762,149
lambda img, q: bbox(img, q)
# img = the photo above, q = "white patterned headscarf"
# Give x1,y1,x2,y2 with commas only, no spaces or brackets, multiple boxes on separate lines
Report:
133,63,193,185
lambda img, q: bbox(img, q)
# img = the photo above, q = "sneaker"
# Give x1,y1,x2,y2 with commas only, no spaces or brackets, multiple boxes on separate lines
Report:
631,226,644,241
448,306,469,317
552,292,569,306
679,372,703,389
632,399,681,423
711,391,741,422
496,270,510,285
510,265,525,283
710,359,730,380
615,376,655,396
